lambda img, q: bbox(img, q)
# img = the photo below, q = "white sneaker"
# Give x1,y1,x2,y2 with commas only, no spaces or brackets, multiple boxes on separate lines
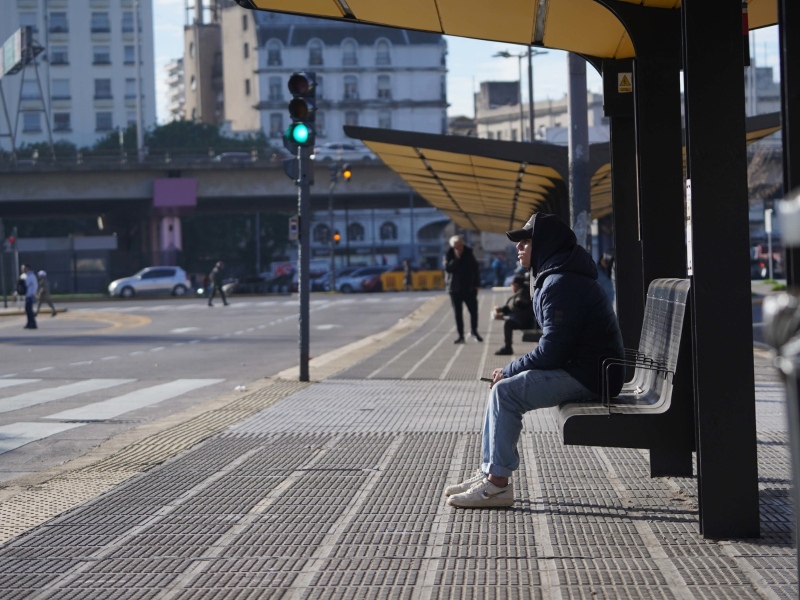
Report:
444,469,485,497
447,478,514,508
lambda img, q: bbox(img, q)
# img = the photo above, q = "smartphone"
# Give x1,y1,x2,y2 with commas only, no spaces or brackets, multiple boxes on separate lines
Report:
479,377,493,382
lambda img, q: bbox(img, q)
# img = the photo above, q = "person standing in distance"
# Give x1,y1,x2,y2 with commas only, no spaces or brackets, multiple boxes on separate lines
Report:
443,234,483,344
207,261,229,307
21,264,38,329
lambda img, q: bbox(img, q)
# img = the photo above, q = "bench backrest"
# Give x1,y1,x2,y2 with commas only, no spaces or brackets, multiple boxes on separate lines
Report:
625,278,691,405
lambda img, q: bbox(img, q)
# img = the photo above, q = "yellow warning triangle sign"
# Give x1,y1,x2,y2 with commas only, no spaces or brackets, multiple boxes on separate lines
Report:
620,75,631,87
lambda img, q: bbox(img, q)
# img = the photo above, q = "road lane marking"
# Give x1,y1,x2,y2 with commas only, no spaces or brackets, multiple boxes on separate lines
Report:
0,422,84,454
170,327,199,333
32,367,54,373
0,379,134,414
44,379,224,421
0,379,39,389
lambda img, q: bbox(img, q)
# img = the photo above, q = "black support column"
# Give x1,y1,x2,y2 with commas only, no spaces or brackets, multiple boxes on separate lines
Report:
781,0,800,286
600,1,694,478
682,0,760,538
603,58,643,352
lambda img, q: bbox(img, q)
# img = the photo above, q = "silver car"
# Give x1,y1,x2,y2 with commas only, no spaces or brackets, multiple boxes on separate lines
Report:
108,266,190,299
312,142,376,163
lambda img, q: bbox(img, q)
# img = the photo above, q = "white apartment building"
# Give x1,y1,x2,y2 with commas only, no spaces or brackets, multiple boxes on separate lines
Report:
164,57,185,123
0,0,156,152
474,81,609,145
218,5,448,144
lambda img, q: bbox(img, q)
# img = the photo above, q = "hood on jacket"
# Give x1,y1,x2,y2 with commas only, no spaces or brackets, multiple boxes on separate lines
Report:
513,213,597,288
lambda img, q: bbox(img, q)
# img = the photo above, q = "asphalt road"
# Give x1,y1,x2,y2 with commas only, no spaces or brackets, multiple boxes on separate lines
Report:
0,292,439,482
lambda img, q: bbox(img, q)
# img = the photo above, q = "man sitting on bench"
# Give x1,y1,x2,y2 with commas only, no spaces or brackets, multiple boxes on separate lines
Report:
446,213,625,509
492,272,536,356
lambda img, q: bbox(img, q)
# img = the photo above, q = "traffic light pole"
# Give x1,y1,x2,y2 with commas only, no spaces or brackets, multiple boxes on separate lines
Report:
297,145,312,382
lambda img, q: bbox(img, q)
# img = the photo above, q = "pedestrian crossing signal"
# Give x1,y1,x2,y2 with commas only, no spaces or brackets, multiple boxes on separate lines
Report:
341,164,352,181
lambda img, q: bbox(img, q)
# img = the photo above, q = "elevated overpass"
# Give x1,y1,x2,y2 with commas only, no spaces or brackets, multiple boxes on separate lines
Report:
0,156,425,219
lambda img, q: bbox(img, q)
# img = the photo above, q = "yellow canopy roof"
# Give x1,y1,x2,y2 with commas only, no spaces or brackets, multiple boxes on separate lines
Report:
236,0,777,59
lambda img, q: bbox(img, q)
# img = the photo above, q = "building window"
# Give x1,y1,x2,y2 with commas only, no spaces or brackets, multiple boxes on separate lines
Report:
344,76,358,101
121,11,135,33
348,222,365,241
242,14,248,30
21,80,40,100
91,12,111,33
267,40,281,66
49,12,68,34
269,113,283,138
96,111,113,131
127,111,136,126
190,75,196,91
313,224,330,244
124,45,135,64
93,45,111,64
377,75,391,100
19,12,38,34
342,40,357,66
268,77,281,102
50,45,69,65
54,112,71,132
51,79,70,100
23,112,41,132
380,221,398,241
316,75,324,99
243,43,249,59
94,79,112,100
309,40,323,66
378,109,391,129
345,111,359,127
376,40,391,65
125,78,136,99
245,79,251,96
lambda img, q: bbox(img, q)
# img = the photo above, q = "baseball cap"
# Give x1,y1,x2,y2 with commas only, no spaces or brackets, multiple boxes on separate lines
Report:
506,214,537,242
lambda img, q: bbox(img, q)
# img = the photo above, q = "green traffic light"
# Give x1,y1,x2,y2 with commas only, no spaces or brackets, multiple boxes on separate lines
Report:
289,123,310,145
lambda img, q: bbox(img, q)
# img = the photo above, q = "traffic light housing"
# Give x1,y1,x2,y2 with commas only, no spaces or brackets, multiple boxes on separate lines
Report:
341,163,352,182
333,230,341,245
284,72,316,150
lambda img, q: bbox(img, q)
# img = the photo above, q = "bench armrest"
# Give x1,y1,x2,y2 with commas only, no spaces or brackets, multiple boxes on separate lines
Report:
599,355,671,409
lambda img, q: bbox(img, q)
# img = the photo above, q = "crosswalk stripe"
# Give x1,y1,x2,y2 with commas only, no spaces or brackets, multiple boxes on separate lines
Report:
0,379,134,414
0,422,84,454
44,379,224,422
0,379,40,390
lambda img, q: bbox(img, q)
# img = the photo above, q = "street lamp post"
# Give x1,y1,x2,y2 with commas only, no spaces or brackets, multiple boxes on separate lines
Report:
494,48,548,141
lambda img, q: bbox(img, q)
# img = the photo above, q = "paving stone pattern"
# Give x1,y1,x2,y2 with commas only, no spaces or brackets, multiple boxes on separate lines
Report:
0,290,796,598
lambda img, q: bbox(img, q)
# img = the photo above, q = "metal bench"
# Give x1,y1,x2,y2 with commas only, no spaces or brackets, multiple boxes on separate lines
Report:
556,278,695,477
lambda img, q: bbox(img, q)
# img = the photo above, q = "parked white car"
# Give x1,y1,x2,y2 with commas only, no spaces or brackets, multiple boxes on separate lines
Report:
312,142,376,163
108,266,190,298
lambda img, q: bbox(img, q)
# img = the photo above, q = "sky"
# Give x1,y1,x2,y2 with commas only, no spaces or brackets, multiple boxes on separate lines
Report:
151,0,782,125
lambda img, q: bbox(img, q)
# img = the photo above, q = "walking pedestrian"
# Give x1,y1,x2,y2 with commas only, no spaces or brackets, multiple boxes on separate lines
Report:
403,260,413,291
36,270,57,317
445,213,624,508
20,264,38,330
207,261,229,307
443,235,482,343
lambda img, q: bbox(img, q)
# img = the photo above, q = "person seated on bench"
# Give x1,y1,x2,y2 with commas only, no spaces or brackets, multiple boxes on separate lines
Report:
492,273,536,356
445,213,624,509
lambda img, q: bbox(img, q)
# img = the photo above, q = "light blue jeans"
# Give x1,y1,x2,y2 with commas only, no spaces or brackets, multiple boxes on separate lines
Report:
481,369,596,478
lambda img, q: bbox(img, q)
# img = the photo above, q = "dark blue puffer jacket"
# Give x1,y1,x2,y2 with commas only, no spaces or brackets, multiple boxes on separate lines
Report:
501,214,624,396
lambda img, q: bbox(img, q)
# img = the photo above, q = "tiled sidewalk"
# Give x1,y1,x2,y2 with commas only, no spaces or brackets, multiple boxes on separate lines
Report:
0,291,795,598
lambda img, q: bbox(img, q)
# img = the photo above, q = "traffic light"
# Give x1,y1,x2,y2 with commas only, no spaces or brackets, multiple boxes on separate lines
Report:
341,163,352,182
284,72,316,150
333,230,341,245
